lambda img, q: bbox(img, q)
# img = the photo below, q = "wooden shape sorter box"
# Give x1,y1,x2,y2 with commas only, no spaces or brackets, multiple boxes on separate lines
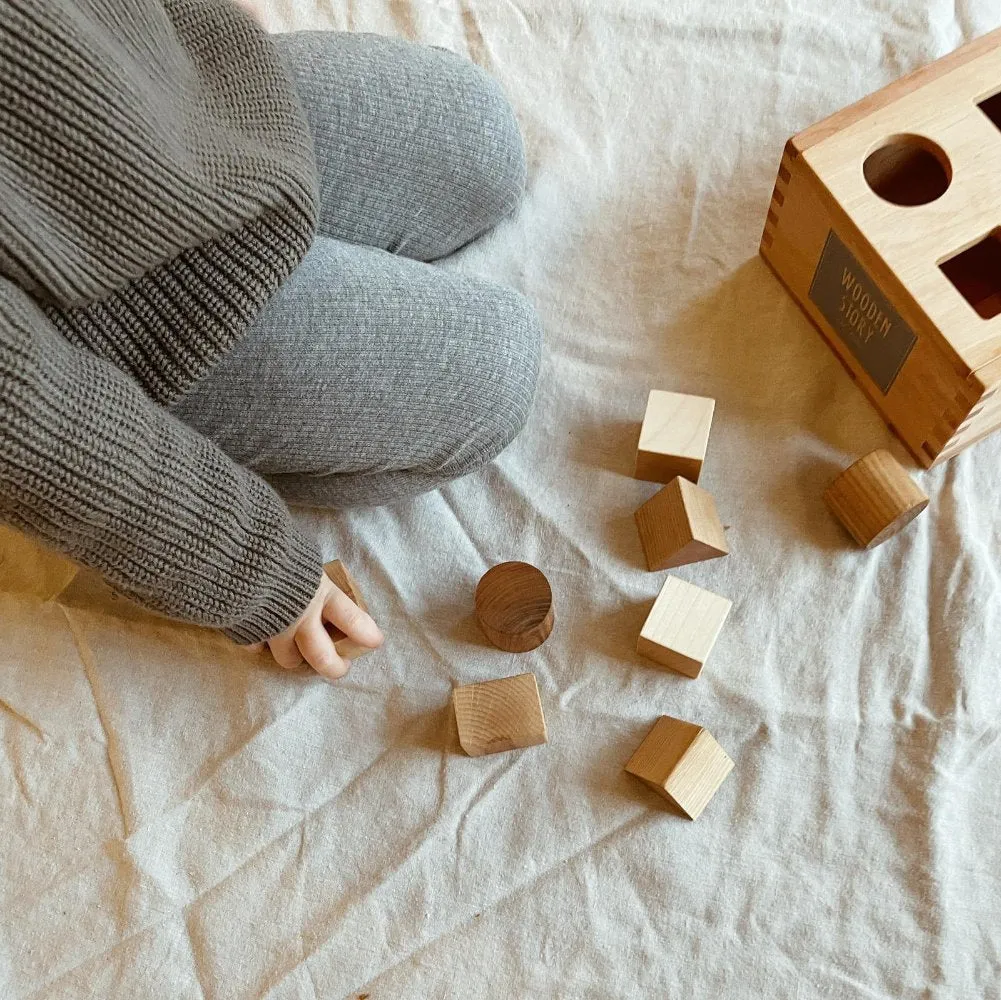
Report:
452,672,548,757
761,27,1001,467
625,716,733,820
634,476,728,571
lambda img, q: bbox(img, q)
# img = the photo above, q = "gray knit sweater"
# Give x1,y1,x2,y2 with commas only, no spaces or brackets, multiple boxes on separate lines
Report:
0,0,324,643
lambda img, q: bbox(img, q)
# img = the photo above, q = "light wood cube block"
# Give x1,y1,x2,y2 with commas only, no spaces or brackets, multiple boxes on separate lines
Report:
824,449,929,548
636,576,731,678
625,715,734,819
452,672,548,757
635,390,715,484
634,476,728,571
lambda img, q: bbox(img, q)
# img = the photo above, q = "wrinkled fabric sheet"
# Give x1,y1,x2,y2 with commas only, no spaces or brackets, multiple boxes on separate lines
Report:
3,1,1001,996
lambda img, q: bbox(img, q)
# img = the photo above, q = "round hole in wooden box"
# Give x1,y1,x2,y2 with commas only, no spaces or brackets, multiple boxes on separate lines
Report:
863,133,952,206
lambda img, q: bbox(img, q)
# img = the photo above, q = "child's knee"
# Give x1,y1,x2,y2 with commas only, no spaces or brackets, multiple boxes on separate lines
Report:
461,63,528,219
427,50,528,250
438,288,542,477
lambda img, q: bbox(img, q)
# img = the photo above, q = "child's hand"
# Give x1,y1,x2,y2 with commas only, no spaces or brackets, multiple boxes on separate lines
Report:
253,571,384,681
230,0,265,24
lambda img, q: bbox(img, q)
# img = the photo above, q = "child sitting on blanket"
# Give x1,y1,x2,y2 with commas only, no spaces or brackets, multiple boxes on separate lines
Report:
0,0,540,678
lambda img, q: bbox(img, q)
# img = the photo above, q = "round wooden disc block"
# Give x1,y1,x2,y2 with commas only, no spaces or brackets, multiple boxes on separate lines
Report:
823,449,929,548
475,561,554,653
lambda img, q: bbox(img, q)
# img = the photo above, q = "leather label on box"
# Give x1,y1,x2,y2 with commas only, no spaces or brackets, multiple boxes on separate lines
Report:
808,230,916,394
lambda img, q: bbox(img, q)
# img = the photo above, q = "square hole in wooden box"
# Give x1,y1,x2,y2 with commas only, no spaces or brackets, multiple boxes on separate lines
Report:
940,229,1001,320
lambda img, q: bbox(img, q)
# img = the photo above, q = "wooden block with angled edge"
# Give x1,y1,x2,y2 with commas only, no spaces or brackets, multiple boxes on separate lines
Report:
452,672,548,757
625,715,733,819
637,576,732,678
635,476,729,571
323,559,372,661
824,449,929,547
635,390,715,484
761,28,1001,466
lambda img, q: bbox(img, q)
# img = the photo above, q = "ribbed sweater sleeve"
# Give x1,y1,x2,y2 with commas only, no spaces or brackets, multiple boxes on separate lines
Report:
0,277,322,643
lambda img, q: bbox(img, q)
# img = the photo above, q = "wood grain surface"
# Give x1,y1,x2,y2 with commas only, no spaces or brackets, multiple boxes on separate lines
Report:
475,561,554,652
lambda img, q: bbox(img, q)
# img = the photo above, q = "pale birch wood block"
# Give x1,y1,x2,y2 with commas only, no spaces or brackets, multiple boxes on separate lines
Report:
634,476,728,571
452,672,548,757
625,715,734,819
636,575,732,678
635,390,715,484
824,449,929,547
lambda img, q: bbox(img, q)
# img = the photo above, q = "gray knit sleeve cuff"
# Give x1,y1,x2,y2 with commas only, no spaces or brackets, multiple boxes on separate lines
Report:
221,527,324,645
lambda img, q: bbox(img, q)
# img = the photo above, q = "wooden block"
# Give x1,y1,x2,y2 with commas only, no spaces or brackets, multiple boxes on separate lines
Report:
634,476,728,571
824,449,929,548
635,390,715,484
452,672,548,757
760,29,1001,466
636,576,731,678
322,559,373,661
625,715,733,819
475,561,554,653
0,524,79,601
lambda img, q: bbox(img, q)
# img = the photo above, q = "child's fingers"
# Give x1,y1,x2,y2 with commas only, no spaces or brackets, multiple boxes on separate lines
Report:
267,632,304,671
268,636,300,669
323,587,384,649
295,619,350,681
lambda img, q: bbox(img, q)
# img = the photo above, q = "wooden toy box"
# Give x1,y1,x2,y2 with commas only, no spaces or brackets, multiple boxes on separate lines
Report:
761,28,1001,466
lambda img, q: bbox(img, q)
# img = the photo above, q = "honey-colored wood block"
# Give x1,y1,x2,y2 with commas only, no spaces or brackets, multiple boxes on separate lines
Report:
634,477,728,571
634,390,715,484
0,524,79,601
625,715,733,819
760,29,1001,466
475,561,554,652
636,576,731,678
824,448,929,548
452,672,548,757
322,559,373,661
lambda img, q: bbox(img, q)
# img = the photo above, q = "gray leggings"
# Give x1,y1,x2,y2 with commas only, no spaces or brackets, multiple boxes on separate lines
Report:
169,31,541,508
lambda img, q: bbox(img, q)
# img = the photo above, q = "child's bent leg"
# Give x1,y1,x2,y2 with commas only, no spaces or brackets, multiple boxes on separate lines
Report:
169,236,541,507
271,31,527,261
